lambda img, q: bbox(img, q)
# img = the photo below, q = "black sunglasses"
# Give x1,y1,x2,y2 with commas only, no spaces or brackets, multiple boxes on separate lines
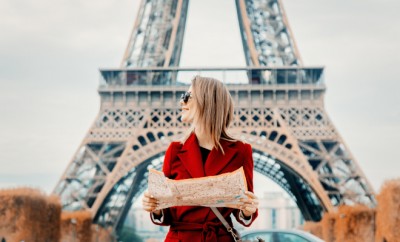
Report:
180,91,192,104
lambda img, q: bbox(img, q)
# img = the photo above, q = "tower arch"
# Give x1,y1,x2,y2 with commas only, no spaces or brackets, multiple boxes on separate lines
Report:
91,129,335,230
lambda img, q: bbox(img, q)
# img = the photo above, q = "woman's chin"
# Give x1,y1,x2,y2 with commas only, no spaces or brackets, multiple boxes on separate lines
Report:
180,115,191,123
181,115,187,123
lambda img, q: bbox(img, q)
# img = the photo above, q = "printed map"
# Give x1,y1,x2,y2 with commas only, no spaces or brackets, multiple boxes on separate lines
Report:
148,167,248,210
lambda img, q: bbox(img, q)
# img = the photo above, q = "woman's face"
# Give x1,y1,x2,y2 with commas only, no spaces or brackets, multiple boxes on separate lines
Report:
180,86,197,123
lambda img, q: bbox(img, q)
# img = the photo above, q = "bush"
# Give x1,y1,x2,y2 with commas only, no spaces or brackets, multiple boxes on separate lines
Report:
302,221,323,239
321,212,337,242
335,205,375,242
60,210,92,242
376,179,400,242
0,188,61,242
91,224,117,242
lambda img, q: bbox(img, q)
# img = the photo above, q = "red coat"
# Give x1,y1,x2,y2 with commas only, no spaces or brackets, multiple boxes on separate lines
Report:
151,133,258,242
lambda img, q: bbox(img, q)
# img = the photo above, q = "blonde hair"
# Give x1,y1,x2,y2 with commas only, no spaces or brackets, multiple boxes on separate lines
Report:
180,75,236,154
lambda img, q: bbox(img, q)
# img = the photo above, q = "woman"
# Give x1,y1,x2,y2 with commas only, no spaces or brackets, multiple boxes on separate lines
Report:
142,76,259,242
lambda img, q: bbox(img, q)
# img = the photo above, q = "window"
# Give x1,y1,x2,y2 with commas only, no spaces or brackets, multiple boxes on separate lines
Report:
271,209,277,229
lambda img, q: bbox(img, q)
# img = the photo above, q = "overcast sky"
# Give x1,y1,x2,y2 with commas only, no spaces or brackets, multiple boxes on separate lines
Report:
0,0,399,197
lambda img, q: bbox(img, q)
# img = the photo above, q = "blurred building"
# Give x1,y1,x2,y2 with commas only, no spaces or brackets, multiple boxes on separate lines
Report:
235,192,303,231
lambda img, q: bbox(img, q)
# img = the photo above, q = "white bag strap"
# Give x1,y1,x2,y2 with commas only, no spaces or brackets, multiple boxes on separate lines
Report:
210,207,241,242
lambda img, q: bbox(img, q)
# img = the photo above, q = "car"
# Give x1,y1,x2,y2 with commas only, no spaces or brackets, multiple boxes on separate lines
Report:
240,229,325,242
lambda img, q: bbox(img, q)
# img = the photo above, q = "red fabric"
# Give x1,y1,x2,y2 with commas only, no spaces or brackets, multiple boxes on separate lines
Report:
151,133,258,242
170,221,224,242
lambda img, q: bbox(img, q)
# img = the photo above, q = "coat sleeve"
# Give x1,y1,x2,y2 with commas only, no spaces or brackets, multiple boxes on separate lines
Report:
234,143,258,226
150,142,177,226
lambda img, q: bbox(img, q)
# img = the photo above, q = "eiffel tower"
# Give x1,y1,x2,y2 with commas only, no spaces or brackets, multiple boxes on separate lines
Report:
53,0,375,233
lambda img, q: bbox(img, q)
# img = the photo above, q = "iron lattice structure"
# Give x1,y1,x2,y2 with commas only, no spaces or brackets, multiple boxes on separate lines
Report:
54,0,375,232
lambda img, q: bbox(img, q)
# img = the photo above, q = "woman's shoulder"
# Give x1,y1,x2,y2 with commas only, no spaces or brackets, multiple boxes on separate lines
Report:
224,138,252,150
229,140,253,159
168,140,181,146
167,140,183,152
163,141,182,161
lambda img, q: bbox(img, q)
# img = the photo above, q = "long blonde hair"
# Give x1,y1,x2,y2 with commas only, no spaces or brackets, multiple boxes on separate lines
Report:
180,75,236,154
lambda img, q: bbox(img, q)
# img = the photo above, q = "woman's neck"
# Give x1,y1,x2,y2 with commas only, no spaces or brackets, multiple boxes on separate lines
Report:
194,126,214,150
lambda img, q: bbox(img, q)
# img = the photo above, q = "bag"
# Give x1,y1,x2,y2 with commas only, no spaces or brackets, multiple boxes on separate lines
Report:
210,207,264,242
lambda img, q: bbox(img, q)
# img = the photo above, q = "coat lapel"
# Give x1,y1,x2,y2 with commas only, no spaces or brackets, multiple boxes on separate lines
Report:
204,139,238,176
176,133,205,178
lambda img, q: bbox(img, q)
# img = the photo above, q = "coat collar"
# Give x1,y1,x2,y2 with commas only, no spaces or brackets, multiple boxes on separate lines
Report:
176,132,238,178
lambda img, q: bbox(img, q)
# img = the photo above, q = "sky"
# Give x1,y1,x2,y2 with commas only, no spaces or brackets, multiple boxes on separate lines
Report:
0,0,399,198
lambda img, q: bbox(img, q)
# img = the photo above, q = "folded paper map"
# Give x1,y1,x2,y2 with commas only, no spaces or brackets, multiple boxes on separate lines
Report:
148,167,248,210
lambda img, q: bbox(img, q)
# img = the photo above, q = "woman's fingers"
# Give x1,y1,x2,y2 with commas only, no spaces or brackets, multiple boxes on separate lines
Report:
243,206,257,214
239,202,258,208
143,205,155,212
239,191,259,216
240,198,259,206
143,192,159,203
245,191,257,199
142,192,159,212
143,202,158,212
143,201,158,206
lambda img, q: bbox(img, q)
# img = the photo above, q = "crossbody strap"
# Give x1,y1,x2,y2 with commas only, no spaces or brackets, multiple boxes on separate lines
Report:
210,207,241,242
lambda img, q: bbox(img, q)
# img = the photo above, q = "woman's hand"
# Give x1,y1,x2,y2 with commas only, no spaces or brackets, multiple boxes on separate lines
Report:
142,191,161,216
239,191,259,217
